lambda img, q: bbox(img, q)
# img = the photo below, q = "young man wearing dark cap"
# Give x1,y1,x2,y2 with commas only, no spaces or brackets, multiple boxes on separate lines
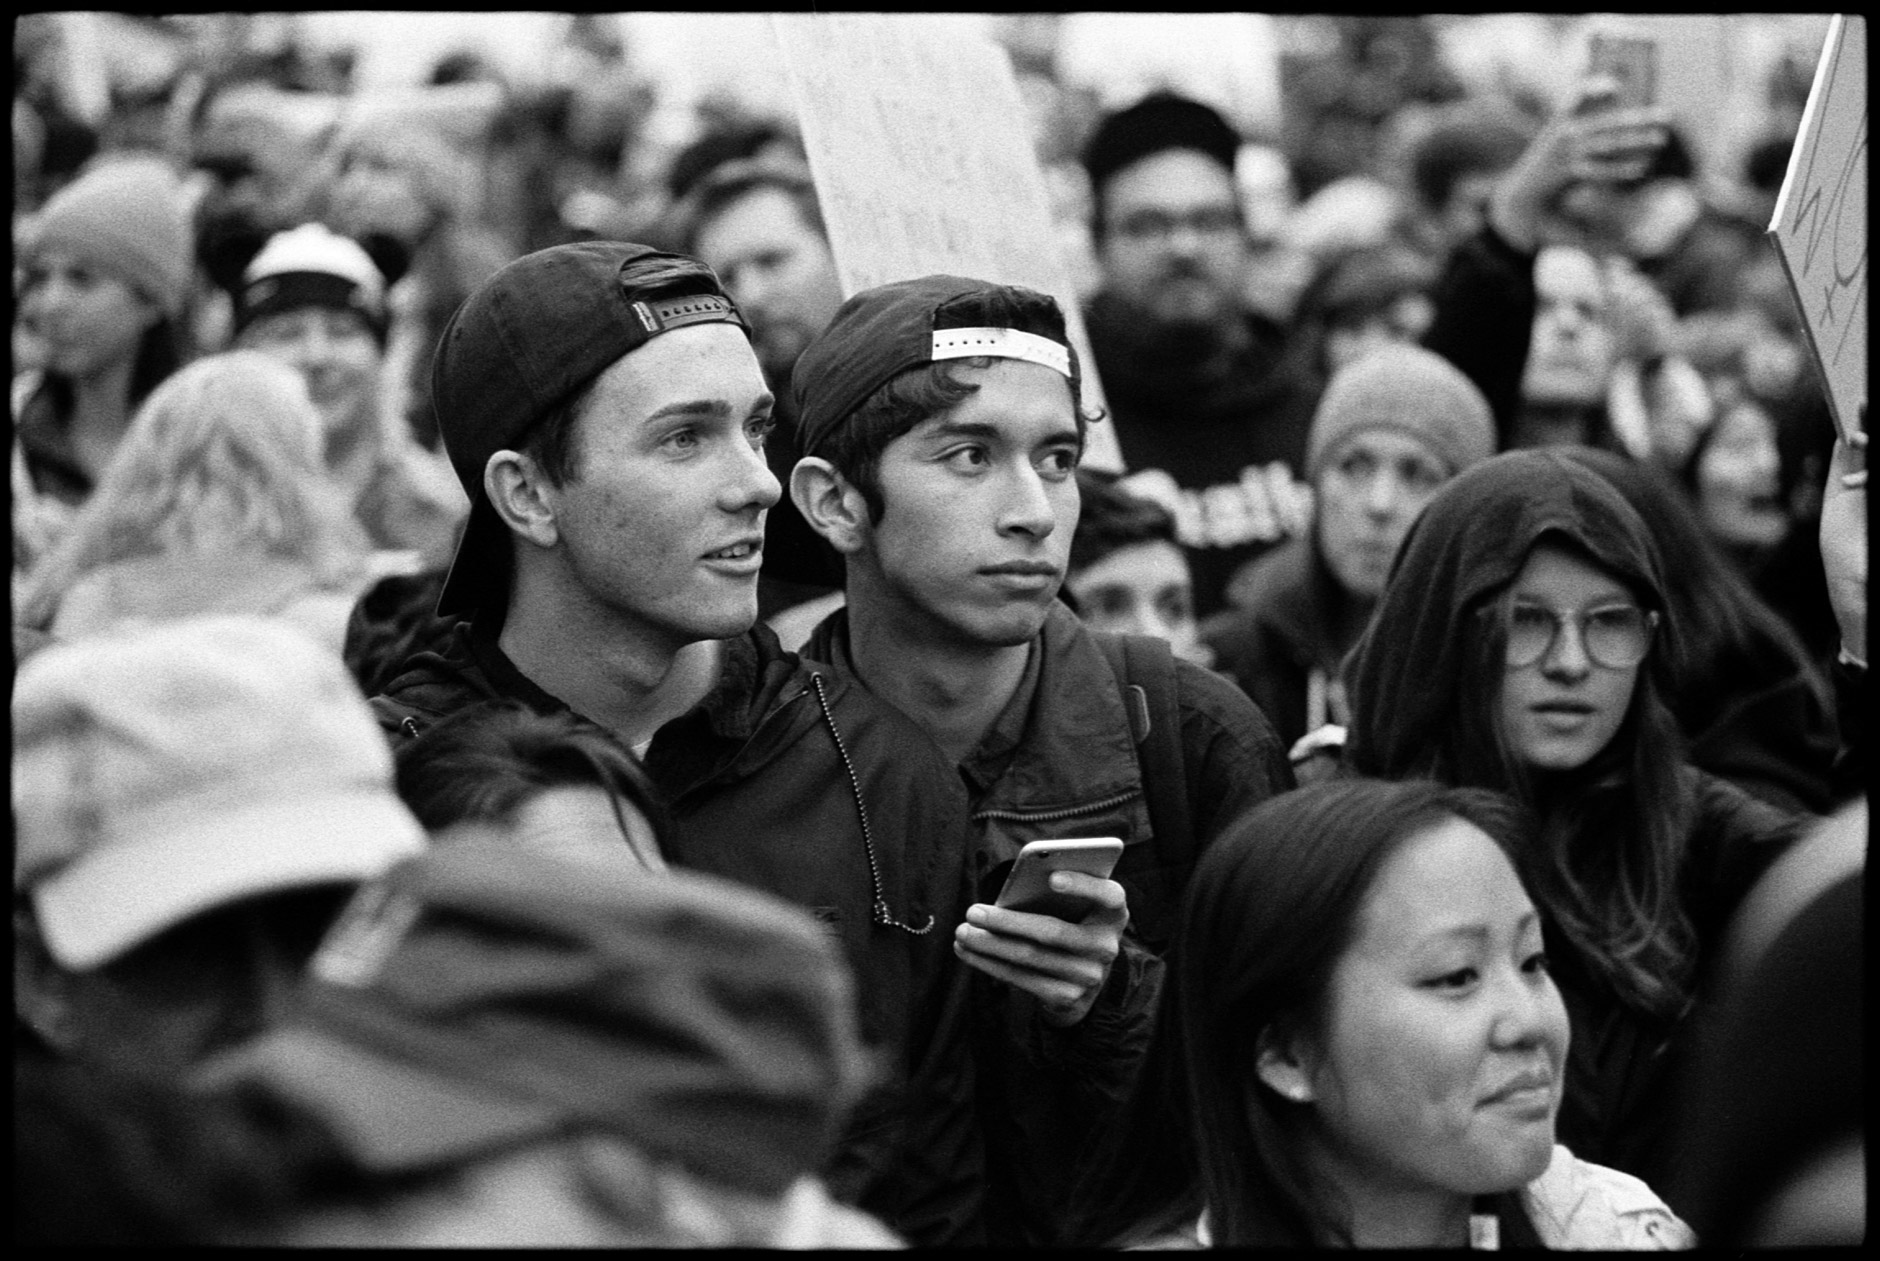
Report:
788,273,1294,1244
1079,91,1321,618
366,241,983,1246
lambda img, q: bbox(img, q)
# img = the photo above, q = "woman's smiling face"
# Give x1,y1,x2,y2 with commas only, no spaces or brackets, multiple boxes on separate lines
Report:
1279,816,1569,1200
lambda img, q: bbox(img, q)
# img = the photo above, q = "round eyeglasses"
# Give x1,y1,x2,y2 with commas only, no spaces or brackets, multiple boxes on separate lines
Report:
1490,599,1660,670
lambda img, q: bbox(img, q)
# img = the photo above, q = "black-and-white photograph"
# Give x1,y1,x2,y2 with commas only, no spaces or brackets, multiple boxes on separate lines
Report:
13,12,1864,1248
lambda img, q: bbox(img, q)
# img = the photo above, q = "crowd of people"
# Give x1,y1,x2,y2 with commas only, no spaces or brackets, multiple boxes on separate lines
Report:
13,13,1864,1248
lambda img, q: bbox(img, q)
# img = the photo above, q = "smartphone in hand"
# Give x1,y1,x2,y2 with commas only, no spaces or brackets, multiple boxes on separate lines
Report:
994,837,1125,921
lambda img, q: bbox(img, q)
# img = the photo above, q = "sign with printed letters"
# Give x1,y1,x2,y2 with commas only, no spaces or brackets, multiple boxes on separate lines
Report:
1769,14,1866,442
773,13,1122,471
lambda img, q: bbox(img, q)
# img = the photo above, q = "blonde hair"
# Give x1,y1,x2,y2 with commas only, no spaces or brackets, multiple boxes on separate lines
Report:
19,351,371,629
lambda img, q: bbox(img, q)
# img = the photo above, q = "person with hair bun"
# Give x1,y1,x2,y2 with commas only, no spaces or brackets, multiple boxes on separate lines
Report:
13,155,196,581
1342,449,1803,1209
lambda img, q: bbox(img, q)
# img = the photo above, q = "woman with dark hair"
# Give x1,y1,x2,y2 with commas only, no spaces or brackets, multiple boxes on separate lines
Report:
1342,449,1802,1205
1069,778,1693,1248
392,700,668,873
1561,447,1837,815
13,155,195,582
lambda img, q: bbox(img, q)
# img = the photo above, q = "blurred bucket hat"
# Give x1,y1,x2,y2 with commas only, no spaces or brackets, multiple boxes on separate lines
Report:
201,839,872,1197
12,616,427,971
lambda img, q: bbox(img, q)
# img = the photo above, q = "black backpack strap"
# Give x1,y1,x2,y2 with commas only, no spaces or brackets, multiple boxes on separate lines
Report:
1096,633,1196,905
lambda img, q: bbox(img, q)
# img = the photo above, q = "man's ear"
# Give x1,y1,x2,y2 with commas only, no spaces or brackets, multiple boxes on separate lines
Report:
1254,1021,1318,1105
485,449,560,550
790,457,870,555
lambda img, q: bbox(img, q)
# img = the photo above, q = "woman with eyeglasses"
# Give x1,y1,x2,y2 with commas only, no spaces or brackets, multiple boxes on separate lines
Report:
1342,449,1803,1216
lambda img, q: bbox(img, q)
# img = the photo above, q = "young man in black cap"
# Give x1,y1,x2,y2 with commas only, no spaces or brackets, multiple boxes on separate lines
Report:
365,241,982,1245
788,273,1295,1243
1080,91,1320,617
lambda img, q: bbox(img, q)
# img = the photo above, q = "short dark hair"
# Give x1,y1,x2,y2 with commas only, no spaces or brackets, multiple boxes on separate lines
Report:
1083,92,1243,242
394,700,668,851
517,387,590,488
1070,468,1178,572
681,158,825,255
664,119,801,202
817,284,1097,523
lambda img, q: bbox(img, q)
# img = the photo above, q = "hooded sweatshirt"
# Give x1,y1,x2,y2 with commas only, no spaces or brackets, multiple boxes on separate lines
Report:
1344,450,1800,1207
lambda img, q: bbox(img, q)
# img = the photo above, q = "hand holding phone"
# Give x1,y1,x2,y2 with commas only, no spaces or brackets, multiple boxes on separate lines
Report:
963,836,1131,1027
994,837,1125,921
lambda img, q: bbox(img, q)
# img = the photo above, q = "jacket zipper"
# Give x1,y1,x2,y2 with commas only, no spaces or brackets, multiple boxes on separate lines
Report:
971,788,1141,825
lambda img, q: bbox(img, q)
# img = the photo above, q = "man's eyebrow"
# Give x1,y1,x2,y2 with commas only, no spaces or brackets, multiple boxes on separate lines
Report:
642,392,775,423
922,418,1082,445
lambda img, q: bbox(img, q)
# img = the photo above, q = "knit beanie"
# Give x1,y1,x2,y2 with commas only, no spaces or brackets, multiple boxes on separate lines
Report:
1305,343,1496,481
22,155,194,317
235,223,390,344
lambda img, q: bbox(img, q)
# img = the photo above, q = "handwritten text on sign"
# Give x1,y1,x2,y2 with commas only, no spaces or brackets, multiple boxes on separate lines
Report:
1770,14,1866,441
773,13,1120,470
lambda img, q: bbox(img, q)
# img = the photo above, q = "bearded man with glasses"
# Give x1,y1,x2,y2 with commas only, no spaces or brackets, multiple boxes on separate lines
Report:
1079,93,1321,619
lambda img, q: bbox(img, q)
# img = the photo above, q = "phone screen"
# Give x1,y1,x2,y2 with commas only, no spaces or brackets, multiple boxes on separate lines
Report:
1588,33,1657,109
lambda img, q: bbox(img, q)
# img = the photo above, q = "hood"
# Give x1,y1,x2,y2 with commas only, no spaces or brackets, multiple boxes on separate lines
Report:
1345,450,1672,777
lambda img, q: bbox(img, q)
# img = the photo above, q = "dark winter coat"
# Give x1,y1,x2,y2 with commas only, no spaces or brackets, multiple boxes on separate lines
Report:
1083,292,1320,619
369,618,985,1246
807,601,1294,1245
1203,534,1363,752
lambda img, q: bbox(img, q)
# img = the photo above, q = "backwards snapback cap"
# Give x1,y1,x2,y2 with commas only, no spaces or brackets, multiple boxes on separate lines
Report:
428,241,746,618
790,274,1077,459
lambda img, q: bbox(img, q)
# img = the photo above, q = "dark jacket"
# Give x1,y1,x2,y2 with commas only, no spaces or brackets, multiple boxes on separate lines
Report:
1203,534,1362,752
1420,218,1537,443
369,618,985,1247
1345,450,1803,1206
1083,292,1320,619
807,601,1294,1244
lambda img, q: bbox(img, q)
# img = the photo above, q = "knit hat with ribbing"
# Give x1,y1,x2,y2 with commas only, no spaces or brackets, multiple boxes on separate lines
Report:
22,156,194,317
1304,343,1496,481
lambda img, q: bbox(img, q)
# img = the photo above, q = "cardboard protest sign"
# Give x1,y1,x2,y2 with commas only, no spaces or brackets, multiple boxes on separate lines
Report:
1769,14,1867,442
772,13,1121,471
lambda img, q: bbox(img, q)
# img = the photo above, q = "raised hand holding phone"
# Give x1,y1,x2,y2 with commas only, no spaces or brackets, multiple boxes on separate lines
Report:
957,838,1130,1027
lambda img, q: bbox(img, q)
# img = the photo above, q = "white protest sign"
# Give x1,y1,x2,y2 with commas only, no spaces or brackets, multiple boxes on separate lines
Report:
772,13,1121,471
1769,14,1867,442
